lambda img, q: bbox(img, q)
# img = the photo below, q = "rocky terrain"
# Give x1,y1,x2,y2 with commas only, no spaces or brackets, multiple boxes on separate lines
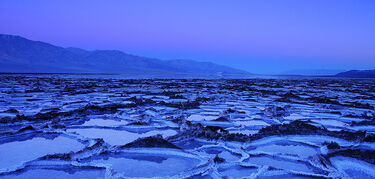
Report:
0,74,375,178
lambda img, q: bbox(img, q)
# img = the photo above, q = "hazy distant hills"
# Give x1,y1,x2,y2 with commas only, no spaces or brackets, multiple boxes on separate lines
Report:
335,69,375,78
0,34,249,75
280,69,345,76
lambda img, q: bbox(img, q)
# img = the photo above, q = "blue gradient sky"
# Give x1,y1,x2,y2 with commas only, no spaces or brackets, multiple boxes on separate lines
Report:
1,0,374,74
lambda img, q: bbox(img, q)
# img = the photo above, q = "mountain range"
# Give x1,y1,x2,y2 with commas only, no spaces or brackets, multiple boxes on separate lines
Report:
0,34,249,76
2,34,374,78
335,69,375,78
280,69,345,76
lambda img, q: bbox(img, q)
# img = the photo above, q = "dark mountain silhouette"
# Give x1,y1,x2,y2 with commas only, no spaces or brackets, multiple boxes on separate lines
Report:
0,34,249,75
335,69,375,78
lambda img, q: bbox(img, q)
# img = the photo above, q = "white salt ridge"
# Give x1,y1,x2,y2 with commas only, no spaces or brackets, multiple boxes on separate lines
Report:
187,114,218,121
284,113,306,120
201,111,221,115
66,128,177,146
82,118,129,127
228,129,259,135
234,120,270,126
218,165,258,178
311,119,348,128
0,113,17,118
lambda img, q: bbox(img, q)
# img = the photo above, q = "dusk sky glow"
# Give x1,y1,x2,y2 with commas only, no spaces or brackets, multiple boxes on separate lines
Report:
1,0,374,74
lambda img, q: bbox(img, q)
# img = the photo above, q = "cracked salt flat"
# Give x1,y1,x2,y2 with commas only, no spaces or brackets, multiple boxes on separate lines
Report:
350,125,375,133
243,156,314,173
2,168,106,179
91,154,199,178
1,76,375,178
0,136,85,172
330,156,375,178
253,144,317,158
218,165,258,178
83,148,204,178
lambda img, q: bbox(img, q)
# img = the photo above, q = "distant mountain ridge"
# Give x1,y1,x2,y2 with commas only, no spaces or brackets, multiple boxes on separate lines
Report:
0,34,249,75
280,69,345,76
335,69,375,78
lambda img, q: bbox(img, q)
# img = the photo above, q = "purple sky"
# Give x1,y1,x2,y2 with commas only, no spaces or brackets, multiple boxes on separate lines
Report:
1,0,374,74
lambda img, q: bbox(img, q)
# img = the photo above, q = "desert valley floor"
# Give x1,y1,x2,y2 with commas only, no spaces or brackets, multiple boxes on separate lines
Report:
0,75,375,178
